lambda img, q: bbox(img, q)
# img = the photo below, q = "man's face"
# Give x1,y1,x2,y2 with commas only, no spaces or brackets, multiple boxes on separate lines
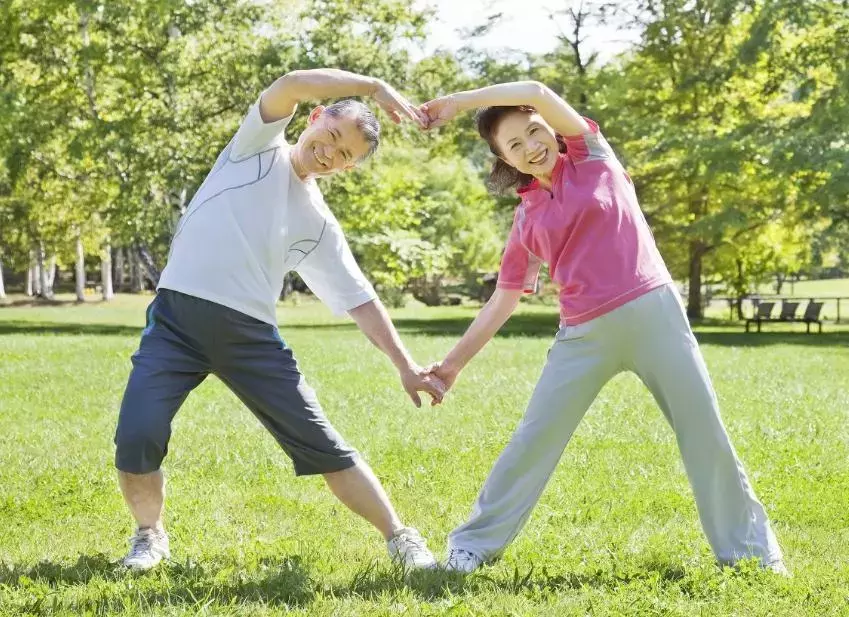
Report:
295,107,372,177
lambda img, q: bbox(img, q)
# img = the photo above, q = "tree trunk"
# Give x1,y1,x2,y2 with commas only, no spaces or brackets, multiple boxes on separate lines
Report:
33,262,42,295
686,240,704,319
136,243,161,288
101,238,114,301
37,242,53,299
774,273,785,295
46,254,57,292
410,276,443,307
128,247,136,291
75,232,86,302
280,272,294,299
0,255,6,299
130,246,144,292
31,248,42,296
115,246,126,292
734,258,745,320
26,250,34,296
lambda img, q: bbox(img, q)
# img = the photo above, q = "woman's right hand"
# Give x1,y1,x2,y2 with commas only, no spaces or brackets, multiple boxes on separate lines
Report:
420,95,461,128
425,360,460,397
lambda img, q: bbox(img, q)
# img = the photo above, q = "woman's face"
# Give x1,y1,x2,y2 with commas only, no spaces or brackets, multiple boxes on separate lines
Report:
492,110,559,178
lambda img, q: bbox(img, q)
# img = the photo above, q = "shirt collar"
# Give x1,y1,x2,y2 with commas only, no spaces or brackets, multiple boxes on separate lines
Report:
517,151,567,198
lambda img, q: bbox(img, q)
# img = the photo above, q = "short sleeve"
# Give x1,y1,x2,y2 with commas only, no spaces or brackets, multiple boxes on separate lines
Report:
563,117,615,164
496,209,542,294
230,92,293,161
296,216,377,316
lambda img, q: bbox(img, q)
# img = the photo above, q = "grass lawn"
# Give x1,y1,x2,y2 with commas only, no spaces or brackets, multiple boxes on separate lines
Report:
756,277,849,297
1,294,848,616
705,277,849,322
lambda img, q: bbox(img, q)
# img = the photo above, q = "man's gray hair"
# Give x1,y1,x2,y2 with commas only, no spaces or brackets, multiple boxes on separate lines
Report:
324,99,381,160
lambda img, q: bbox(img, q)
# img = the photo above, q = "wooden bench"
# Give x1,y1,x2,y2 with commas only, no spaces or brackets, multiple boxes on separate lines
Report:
745,301,775,332
799,301,825,333
745,300,824,333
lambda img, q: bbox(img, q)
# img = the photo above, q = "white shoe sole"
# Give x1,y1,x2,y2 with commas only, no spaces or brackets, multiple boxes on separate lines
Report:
123,553,169,571
123,560,161,571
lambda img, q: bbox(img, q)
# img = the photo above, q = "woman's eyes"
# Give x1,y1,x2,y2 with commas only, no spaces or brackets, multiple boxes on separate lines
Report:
510,143,520,151
529,127,538,135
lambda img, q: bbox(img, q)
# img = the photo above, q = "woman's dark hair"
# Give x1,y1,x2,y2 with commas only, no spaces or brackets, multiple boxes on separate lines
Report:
475,105,567,195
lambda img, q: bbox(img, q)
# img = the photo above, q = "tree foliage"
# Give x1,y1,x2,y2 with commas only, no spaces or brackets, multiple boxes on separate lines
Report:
0,0,845,310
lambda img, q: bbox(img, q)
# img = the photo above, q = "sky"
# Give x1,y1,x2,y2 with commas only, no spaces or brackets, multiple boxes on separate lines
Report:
413,0,642,63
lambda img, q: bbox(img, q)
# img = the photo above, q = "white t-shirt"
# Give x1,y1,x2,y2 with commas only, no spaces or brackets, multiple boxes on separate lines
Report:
158,97,377,325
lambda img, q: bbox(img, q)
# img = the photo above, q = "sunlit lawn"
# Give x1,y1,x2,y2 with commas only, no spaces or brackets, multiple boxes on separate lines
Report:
1,294,847,616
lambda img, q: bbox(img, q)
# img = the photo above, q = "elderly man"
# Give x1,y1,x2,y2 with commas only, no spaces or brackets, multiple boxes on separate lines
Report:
114,69,443,570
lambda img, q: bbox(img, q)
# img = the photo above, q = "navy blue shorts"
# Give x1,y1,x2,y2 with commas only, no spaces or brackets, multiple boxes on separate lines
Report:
114,289,359,476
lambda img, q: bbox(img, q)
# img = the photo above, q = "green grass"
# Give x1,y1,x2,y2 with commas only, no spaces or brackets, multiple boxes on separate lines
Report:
1,294,848,616
756,277,849,297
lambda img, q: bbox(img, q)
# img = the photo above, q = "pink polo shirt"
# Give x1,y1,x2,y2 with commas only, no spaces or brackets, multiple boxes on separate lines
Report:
496,118,672,326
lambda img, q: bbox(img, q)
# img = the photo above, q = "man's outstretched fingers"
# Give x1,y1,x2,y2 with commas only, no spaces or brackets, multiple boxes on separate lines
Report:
408,104,429,128
406,386,423,408
424,379,445,406
427,374,447,406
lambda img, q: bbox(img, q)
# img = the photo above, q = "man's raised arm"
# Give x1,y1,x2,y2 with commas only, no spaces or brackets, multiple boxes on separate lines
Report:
260,69,427,127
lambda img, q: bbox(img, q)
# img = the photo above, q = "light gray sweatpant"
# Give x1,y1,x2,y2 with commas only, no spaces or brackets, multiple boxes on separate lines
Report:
449,284,783,566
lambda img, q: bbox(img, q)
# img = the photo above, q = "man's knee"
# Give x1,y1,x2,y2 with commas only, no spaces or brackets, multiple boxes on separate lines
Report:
115,429,167,474
295,452,358,477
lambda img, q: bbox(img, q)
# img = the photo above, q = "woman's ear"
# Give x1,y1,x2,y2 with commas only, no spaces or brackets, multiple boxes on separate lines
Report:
307,105,326,125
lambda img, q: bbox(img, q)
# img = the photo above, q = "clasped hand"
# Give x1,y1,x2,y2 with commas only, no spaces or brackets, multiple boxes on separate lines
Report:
398,360,459,408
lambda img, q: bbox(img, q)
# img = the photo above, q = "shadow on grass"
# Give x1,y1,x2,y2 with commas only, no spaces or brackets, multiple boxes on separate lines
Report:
330,557,693,602
1,554,315,609
398,317,848,346
0,297,79,308
1,552,756,611
693,330,849,347
0,554,120,586
0,320,142,337
276,313,564,338
282,315,848,347
1,314,846,347
147,556,316,607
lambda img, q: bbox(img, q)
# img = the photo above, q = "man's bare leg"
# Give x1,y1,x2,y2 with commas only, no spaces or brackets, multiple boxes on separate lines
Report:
118,470,170,569
323,460,435,568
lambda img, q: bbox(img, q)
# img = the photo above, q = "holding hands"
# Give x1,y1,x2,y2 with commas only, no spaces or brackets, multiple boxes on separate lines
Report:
371,79,430,128
398,363,447,408
424,361,460,399
419,95,462,128
357,83,538,407
395,360,458,408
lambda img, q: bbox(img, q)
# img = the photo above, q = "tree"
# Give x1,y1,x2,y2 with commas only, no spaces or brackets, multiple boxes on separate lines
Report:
0,0,297,295
289,0,505,303
324,145,502,305
599,0,844,317
0,251,6,299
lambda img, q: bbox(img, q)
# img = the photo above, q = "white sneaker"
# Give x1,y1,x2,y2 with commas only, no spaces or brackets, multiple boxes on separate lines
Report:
444,547,484,573
387,527,437,569
123,527,170,571
766,560,791,577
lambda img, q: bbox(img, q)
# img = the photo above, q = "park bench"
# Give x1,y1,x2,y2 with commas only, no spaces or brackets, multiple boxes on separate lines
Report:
745,299,824,333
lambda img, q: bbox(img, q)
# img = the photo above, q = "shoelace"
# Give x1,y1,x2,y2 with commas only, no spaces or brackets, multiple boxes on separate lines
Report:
129,532,153,556
397,531,426,551
448,548,476,565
